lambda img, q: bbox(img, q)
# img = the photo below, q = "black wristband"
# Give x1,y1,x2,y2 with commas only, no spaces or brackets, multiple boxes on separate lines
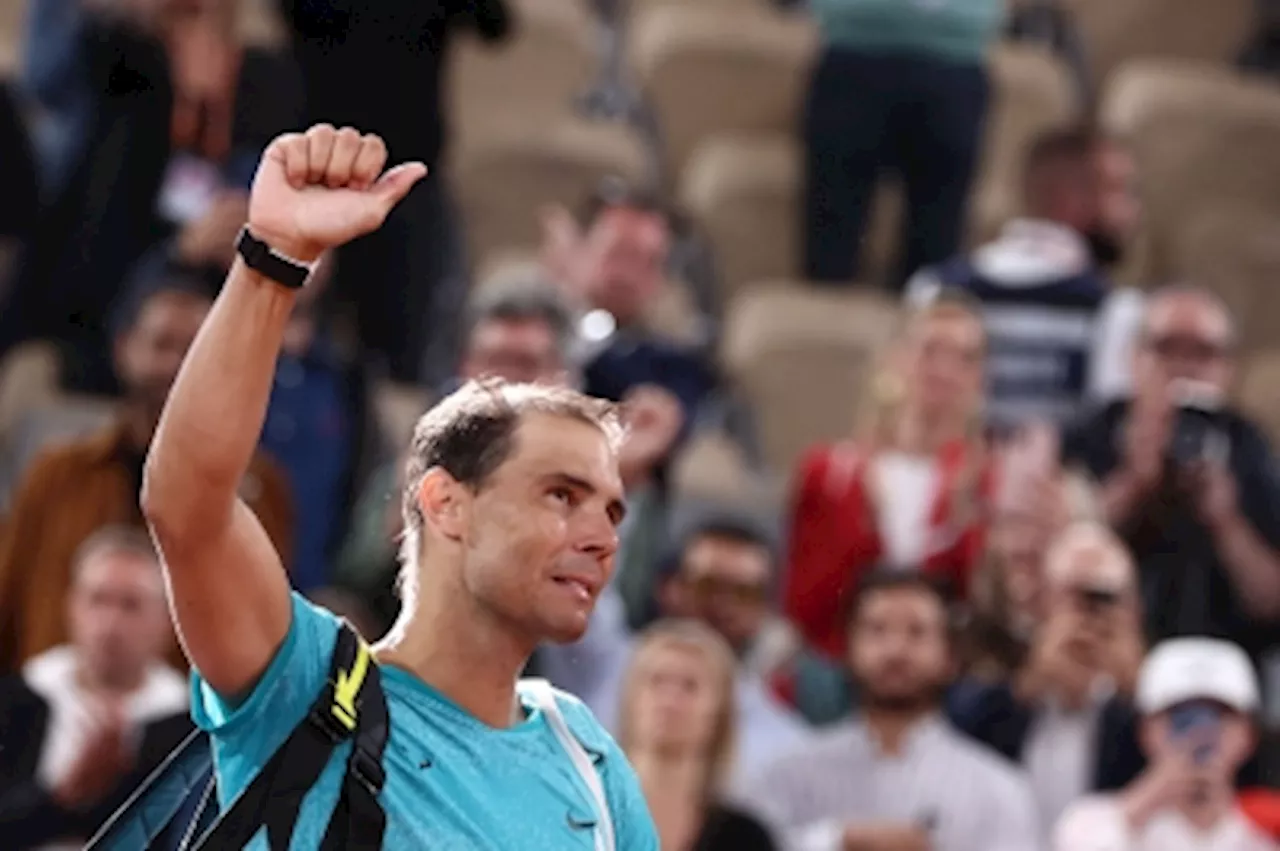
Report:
235,227,313,289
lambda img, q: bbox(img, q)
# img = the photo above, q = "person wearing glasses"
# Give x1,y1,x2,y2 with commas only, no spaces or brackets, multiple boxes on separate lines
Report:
1061,286,1280,677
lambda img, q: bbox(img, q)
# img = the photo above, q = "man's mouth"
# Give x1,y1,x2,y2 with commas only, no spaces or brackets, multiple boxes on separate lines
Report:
551,576,597,604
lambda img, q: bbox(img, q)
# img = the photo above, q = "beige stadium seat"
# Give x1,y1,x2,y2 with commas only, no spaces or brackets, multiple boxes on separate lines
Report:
721,285,900,472
372,380,432,453
1238,349,1280,446
670,430,759,504
0,0,24,76
1102,62,1280,285
1,395,117,507
0,340,61,452
237,0,287,50
970,44,1081,244
629,0,768,16
453,117,648,266
1171,208,1280,354
630,4,816,186
448,0,597,147
1066,0,1255,89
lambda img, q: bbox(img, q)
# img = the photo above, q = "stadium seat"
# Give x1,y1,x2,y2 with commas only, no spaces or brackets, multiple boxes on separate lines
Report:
447,0,598,147
1173,207,1280,354
452,117,648,267
0,0,22,76
1102,62,1280,286
629,4,816,186
1066,0,1255,89
238,0,287,49
371,380,432,454
720,285,900,472
0,340,61,452
970,44,1081,244
1237,348,1280,447
0,395,118,509
628,0,769,16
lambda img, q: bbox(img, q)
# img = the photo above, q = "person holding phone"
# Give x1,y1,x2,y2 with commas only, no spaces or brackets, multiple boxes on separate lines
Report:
1054,637,1275,851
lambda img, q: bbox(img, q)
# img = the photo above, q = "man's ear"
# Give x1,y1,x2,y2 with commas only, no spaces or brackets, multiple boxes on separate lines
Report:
417,468,471,542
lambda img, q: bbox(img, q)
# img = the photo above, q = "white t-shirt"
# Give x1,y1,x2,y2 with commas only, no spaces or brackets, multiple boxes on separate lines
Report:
1054,795,1278,851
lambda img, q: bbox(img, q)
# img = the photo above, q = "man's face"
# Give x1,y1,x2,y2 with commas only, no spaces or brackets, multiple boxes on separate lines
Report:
461,317,565,386
670,534,772,654
68,548,172,688
848,587,953,711
1044,535,1136,667
578,207,670,325
114,290,210,415
1133,293,1235,408
462,413,625,644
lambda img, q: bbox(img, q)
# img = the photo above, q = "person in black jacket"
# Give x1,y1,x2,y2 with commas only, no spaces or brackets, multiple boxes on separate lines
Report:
0,525,193,849
0,82,38,241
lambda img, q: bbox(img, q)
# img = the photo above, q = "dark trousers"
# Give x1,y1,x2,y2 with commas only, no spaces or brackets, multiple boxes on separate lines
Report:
333,174,467,386
801,47,990,290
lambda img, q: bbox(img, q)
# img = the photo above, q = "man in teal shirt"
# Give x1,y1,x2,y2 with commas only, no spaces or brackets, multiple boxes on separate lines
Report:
143,123,660,849
799,0,1005,290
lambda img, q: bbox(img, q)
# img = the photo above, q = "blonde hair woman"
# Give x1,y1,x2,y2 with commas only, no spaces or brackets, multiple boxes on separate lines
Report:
784,290,996,658
617,621,777,851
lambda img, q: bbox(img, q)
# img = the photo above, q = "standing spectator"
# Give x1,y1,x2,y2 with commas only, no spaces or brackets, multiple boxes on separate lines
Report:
907,128,1145,429
1054,638,1275,851
0,273,292,674
1062,286,1280,664
800,0,1004,288
785,290,994,658
617,620,778,851
951,522,1148,832
0,527,191,850
2,0,304,395
745,572,1042,851
280,0,510,384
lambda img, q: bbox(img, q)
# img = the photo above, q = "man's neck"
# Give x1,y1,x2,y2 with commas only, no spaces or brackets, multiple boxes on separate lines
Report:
375,581,533,729
77,660,145,701
862,705,935,757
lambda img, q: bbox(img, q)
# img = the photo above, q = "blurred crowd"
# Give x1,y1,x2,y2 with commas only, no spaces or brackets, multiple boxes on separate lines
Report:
3,0,1280,848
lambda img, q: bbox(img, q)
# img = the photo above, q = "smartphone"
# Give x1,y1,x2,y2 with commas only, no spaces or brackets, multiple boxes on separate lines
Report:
1168,702,1223,765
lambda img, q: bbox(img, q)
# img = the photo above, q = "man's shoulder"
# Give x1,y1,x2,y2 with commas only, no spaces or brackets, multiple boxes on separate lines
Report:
519,680,616,755
937,722,1035,795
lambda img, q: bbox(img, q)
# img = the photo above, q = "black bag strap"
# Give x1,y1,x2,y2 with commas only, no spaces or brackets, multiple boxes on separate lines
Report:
186,622,389,850
87,622,389,851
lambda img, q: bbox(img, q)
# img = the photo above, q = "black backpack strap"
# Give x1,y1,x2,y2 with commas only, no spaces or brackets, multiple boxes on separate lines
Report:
188,622,388,850
84,727,214,850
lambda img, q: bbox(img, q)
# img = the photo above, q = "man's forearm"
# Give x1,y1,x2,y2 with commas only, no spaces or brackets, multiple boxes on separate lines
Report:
1212,513,1280,620
142,259,297,536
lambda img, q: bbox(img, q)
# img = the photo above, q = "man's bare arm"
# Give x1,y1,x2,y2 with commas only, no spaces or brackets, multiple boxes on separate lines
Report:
141,124,425,699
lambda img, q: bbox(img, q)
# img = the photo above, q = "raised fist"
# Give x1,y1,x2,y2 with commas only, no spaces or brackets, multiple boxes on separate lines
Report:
247,124,427,265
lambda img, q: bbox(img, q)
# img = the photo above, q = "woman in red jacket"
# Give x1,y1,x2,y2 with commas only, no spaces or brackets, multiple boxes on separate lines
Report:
784,291,995,658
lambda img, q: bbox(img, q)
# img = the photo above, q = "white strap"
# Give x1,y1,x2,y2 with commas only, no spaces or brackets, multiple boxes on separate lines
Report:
522,679,617,851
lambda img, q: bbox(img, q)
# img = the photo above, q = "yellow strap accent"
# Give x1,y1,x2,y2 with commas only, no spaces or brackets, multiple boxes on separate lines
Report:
331,640,371,731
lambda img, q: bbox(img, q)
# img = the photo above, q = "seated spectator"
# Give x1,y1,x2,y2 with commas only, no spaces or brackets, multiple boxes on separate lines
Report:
799,0,1004,288
540,180,718,430
0,527,191,849
744,573,1042,851
0,270,292,673
1054,638,1275,851
259,256,375,593
542,517,815,784
1062,286,1280,666
1,0,303,394
907,127,1145,430
951,522,1147,832
616,620,777,851
785,290,995,658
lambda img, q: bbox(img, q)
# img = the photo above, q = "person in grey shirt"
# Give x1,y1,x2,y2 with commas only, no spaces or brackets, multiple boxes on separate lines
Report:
743,572,1042,851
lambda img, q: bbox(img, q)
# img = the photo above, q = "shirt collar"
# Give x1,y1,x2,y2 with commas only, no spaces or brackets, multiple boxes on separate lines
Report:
972,218,1093,285
851,713,947,760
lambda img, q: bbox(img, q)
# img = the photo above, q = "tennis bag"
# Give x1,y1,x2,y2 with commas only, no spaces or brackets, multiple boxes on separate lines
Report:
87,624,617,851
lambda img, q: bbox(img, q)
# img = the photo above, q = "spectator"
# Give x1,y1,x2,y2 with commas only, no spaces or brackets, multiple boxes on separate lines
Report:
907,127,1145,429
0,527,191,850
785,290,995,658
541,180,718,430
541,517,815,786
259,256,376,593
2,0,303,394
1062,286,1280,665
0,271,293,673
280,0,510,384
800,0,1004,288
951,522,1147,832
1054,638,1275,851
745,572,1042,851
0,82,37,241
616,620,778,851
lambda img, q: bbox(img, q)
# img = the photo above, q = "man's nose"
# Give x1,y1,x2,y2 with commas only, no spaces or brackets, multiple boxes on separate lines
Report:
573,508,619,557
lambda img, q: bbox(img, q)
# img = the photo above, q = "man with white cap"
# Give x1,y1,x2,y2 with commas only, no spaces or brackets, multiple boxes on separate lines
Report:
1053,637,1276,850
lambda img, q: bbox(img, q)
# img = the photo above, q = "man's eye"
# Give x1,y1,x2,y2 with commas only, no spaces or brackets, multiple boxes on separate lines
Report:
549,487,574,505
